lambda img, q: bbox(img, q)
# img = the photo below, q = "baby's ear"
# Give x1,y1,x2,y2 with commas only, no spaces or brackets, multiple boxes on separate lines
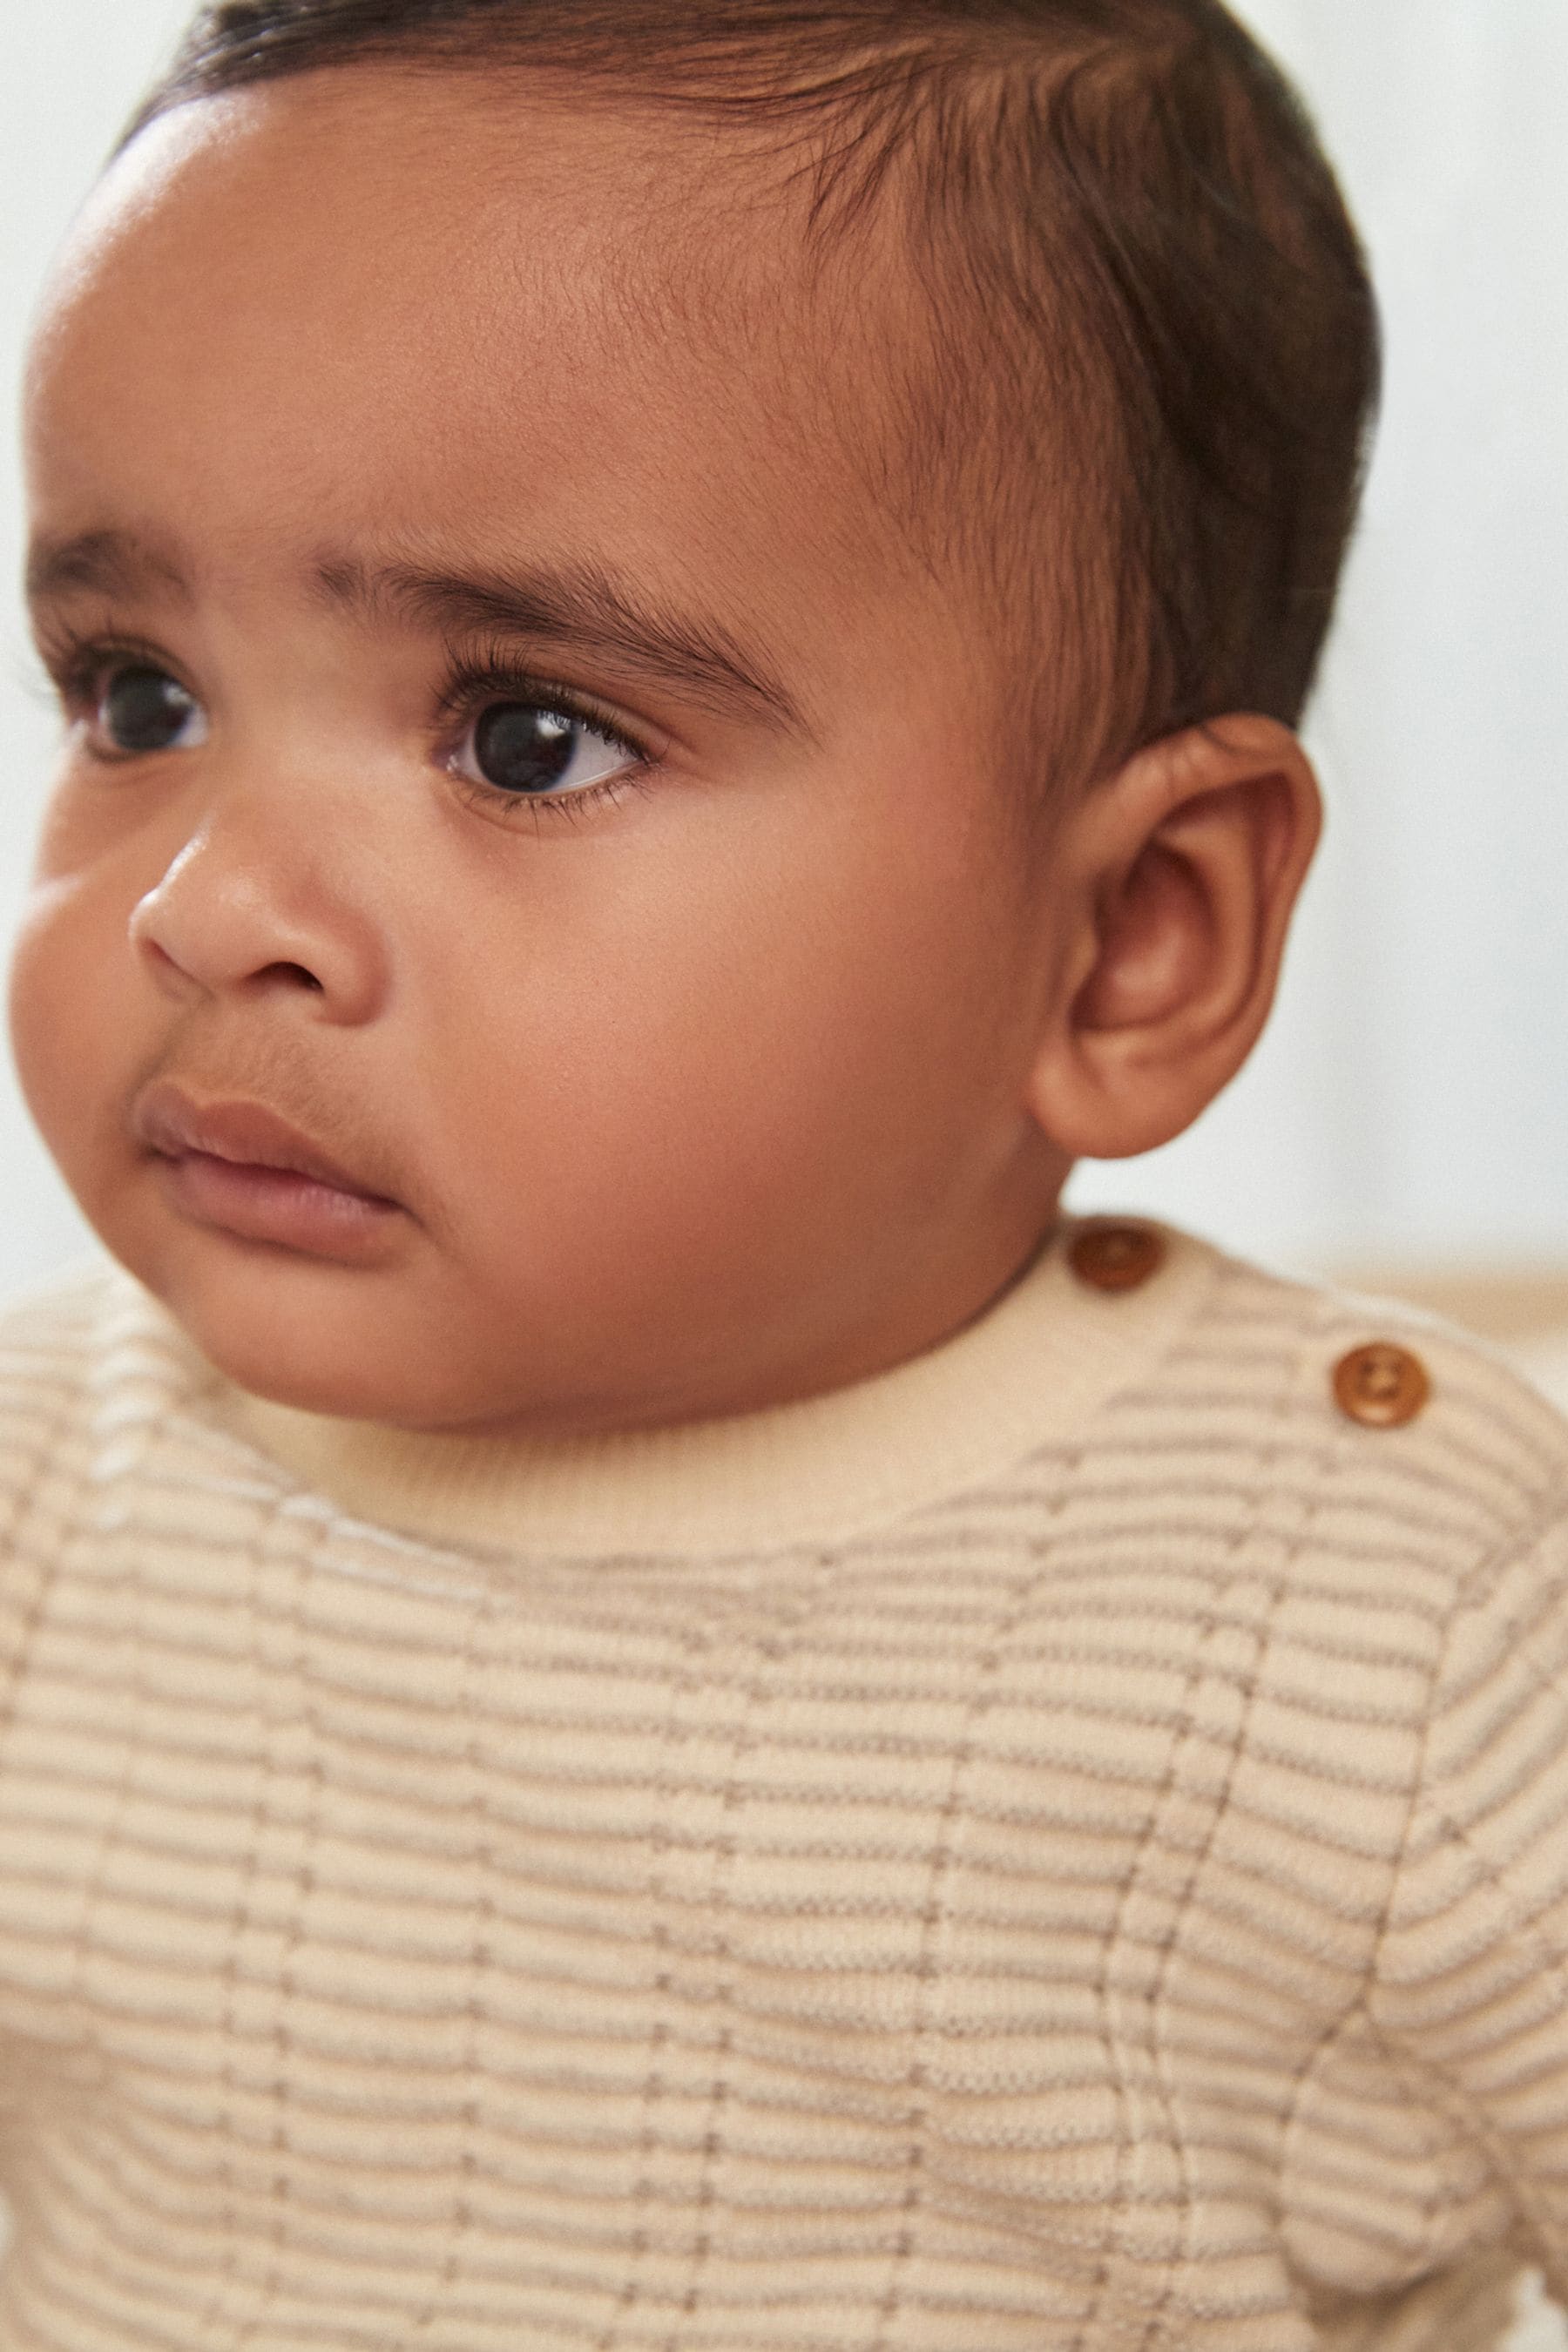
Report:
1024,714,1321,1159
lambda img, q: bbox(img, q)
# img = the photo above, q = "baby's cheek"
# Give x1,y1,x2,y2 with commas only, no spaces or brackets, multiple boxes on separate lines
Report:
9,881,87,1139
9,869,145,1205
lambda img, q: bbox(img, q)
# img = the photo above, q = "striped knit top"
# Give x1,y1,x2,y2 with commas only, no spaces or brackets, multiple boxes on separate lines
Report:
0,1218,1565,2352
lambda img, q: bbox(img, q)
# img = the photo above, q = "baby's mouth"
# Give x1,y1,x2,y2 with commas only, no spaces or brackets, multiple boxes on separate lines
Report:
132,1080,403,1256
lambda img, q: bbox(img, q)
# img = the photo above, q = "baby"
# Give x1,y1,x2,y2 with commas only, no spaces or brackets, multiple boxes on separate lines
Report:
2,0,1565,2346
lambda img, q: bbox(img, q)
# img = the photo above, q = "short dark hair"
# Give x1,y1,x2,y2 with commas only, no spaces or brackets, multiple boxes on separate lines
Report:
125,0,1380,799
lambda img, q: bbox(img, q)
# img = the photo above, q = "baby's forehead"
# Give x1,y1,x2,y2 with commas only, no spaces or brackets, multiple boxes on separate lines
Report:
30,69,1000,747
43,72,907,530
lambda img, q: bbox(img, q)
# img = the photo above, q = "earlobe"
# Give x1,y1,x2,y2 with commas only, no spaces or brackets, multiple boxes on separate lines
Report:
1024,715,1321,1160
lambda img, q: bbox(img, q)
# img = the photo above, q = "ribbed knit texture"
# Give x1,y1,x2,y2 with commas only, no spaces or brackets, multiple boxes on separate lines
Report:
0,1223,1565,2350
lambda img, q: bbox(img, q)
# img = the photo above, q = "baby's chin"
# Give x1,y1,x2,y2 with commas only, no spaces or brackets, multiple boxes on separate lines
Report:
112,1227,693,1442
101,1229,489,1429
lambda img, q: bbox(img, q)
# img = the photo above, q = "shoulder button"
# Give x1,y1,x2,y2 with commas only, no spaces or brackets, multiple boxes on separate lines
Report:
1068,1221,1166,1294
1333,1342,1431,1429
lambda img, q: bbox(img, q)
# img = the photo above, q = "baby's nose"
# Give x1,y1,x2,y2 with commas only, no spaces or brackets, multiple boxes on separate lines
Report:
128,802,388,1025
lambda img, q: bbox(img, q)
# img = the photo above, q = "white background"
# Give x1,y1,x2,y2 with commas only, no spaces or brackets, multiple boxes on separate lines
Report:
1,0,1565,1300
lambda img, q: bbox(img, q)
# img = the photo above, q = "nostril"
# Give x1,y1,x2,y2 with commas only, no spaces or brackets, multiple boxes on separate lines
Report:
260,962,326,994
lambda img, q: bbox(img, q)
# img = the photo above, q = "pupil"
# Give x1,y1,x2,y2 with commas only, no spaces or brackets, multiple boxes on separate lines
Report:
474,704,576,795
105,667,195,754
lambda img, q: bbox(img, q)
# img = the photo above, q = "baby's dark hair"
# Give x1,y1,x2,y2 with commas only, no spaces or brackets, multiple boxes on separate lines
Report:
127,0,1379,800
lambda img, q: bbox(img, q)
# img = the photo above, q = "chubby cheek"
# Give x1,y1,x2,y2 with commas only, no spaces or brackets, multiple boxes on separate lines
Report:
9,870,151,1235
435,786,1018,1323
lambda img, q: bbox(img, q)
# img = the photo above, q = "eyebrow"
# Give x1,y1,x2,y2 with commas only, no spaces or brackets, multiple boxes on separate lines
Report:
317,554,811,739
24,525,810,741
25,527,192,610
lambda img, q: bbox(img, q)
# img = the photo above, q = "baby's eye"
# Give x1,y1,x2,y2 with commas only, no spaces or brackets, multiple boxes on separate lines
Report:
82,662,209,760
452,700,638,801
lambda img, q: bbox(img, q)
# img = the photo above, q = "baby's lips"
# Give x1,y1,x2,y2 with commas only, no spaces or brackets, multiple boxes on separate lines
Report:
132,1077,398,1203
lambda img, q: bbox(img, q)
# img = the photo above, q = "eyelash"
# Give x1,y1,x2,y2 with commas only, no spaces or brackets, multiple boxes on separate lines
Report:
39,627,172,727
433,645,658,826
35,625,659,826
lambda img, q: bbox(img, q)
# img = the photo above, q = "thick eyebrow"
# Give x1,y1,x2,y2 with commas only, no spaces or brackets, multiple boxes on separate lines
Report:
24,528,813,743
314,552,813,740
24,526,193,612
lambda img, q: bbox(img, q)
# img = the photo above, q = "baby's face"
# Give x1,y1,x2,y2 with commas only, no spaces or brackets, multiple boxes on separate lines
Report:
12,71,1075,1436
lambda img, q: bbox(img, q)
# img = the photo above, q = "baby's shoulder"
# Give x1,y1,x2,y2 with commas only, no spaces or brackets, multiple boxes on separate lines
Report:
1174,1240,1568,1576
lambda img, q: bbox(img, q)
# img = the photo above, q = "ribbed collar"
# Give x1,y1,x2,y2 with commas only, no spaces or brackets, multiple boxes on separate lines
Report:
206,1219,1218,1559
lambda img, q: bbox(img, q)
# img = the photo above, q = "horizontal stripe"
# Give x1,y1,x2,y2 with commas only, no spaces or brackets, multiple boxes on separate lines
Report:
0,1241,1564,2349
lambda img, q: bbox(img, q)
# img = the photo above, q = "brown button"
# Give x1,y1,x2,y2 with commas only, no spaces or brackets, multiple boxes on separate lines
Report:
1069,1221,1166,1294
1333,1342,1431,1429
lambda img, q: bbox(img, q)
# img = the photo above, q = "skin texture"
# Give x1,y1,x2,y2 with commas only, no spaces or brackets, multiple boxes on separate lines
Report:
11,68,1321,1439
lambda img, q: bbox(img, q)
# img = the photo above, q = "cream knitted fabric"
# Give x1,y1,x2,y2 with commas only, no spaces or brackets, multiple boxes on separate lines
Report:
0,1221,1565,2351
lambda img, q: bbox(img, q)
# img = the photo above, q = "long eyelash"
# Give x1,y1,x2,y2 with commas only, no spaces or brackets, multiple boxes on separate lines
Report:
30,624,205,772
435,642,657,827
32,622,166,709
30,616,97,691
32,627,659,820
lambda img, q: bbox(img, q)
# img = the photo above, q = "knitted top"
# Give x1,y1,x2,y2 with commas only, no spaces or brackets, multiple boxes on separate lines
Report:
0,1220,1565,2352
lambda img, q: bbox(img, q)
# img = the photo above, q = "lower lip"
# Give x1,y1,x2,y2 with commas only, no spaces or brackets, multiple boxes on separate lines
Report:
154,1152,402,1257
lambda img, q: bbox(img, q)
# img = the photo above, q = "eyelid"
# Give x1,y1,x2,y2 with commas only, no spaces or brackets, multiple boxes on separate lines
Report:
432,642,667,769
33,626,674,809
434,655,660,832
34,623,186,705
33,628,210,768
